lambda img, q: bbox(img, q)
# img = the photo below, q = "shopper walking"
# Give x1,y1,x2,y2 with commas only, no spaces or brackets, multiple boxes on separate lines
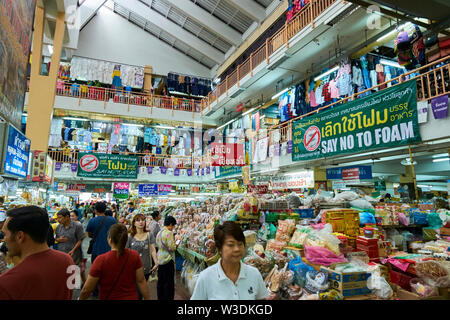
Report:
0,206,74,299
55,209,85,267
79,223,150,300
149,211,161,246
111,203,118,219
127,214,158,299
85,202,117,263
191,221,269,300
156,215,177,300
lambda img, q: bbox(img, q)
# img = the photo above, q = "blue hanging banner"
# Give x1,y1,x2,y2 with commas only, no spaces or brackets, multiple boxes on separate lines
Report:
326,165,373,180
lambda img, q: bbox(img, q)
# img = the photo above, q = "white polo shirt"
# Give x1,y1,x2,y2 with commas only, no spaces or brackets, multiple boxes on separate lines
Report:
191,259,269,300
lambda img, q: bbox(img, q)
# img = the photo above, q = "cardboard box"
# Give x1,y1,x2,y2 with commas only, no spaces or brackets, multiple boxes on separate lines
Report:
440,227,450,237
320,265,371,297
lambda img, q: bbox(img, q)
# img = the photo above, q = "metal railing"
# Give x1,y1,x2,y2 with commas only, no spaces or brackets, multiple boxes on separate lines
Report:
40,80,203,114
47,149,213,169
266,55,450,144
203,0,337,110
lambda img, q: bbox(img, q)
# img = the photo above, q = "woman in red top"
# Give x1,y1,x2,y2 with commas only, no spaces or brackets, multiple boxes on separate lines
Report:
79,223,150,300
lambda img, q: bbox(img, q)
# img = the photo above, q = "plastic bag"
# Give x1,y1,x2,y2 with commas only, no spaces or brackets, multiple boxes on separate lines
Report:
288,257,315,288
276,219,296,243
359,211,376,226
289,226,312,248
427,212,443,229
410,278,436,297
304,271,329,293
350,198,374,210
367,272,393,299
257,223,270,242
398,212,409,226
317,224,341,255
304,246,348,266
332,191,359,202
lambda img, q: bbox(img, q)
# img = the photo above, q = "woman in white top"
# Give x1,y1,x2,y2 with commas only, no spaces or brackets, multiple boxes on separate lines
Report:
191,221,269,300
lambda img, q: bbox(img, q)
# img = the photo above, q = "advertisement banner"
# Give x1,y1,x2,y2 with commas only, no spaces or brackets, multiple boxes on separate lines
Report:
138,184,158,197
3,125,30,178
292,80,420,161
271,171,315,190
77,153,138,179
0,1,36,128
113,182,130,199
211,143,245,166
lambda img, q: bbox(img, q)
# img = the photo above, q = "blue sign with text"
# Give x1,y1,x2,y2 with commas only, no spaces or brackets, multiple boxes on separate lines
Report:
4,125,30,178
326,165,372,180
138,184,158,197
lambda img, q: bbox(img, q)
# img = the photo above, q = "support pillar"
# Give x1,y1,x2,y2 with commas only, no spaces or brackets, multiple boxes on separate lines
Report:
144,65,153,93
26,7,65,151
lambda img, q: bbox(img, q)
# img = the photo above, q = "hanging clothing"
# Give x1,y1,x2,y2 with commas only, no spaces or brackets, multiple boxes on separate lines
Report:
369,70,378,91
352,65,363,87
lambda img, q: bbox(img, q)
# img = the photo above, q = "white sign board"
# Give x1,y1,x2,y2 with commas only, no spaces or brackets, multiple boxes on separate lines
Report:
271,171,315,189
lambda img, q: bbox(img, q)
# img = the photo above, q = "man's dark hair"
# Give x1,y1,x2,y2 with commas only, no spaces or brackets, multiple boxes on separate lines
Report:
151,211,160,219
214,221,245,251
128,202,134,206
164,215,177,227
54,203,60,207
6,206,50,244
0,196,4,204
56,208,70,217
95,202,106,213
75,203,80,209
105,209,113,217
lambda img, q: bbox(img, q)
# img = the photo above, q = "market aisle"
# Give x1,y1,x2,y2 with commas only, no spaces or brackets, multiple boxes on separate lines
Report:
71,232,190,300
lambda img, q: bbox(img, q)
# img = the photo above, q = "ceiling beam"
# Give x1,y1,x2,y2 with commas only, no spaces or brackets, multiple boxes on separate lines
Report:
228,0,266,23
113,0,224,64
79,0,108,30
164,0,242,46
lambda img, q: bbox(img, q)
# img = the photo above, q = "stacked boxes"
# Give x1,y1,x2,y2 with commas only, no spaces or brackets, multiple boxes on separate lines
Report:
356,236,380,263
322,209,360,236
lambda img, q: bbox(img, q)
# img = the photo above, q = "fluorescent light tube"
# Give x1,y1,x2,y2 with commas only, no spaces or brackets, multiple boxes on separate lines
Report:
217,119,234,130
432,158,449,163
122,123,144,127
314,66,339,82
242,107,257,116
63,117,90,121
377,23,411,42
432,153,448,158
271,88,289,100
380,59,402,69
213,78,221,84
153,125,176,129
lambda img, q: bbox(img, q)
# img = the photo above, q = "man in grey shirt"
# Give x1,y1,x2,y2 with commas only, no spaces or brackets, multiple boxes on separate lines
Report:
55,209,85,265
149,211,161,248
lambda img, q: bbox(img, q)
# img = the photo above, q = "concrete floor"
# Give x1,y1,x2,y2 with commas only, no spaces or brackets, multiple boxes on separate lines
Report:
72,233,191,300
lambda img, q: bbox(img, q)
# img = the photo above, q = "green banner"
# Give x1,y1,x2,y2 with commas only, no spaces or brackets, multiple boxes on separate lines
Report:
292,80,421,161
215,166,242,178
77,153,138,179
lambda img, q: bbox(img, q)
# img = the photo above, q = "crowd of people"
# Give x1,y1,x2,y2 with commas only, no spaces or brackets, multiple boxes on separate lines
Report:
0,199,267,300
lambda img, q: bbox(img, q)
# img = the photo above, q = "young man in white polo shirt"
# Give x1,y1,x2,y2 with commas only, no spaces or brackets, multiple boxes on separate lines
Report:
191,221,269,300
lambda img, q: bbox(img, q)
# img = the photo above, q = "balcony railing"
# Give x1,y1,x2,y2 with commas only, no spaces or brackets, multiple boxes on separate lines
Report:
53,81,203,114
47,149,213,170
267,55,450,144
202,0,337,111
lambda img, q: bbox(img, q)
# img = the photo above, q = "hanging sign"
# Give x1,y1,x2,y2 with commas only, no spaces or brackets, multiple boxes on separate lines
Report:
215,166,242,178
158,184,172,195
211,143,245,166
77,153,138,179
326,165,372,180
292,80,420,161
431,95,448,119
113,182,130,199
2,125,31,178
374,180,387,191
271,171,315,189
66,184,86,192
248,183,269,194
138,184,158,197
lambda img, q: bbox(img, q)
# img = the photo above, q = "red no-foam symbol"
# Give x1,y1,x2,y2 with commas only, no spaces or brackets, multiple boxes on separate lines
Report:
304,126,321,152
80,155,99,172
